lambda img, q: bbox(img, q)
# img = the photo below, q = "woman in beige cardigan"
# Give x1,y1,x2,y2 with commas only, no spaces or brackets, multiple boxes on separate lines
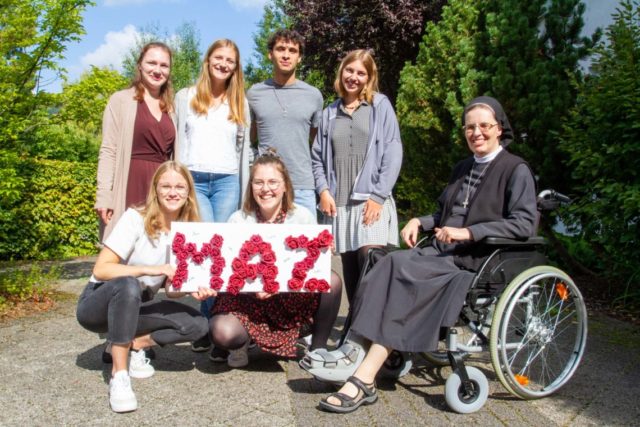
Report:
95,42,177,241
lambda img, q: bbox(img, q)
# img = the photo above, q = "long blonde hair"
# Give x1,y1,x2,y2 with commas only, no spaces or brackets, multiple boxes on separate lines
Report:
334,49,379,104
139,161,200,238
190,39,246,125
131,42,174,112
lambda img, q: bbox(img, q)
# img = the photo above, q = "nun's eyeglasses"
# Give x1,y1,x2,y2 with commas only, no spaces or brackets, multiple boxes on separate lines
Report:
463,122,499,134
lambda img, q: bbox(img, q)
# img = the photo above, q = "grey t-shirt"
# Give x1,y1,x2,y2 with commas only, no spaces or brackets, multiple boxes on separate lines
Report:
247,79,323,190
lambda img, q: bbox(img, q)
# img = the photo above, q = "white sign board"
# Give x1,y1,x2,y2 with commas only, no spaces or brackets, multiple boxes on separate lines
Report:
168,222,333,294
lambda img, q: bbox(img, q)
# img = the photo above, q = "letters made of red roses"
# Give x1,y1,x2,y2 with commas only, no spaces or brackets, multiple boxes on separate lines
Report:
284,229,333,292
170,229,333,294
171,233,225,291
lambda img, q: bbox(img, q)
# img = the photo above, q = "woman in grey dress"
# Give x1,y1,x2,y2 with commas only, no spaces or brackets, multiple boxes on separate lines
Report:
311,49,402,305
316,96,538,413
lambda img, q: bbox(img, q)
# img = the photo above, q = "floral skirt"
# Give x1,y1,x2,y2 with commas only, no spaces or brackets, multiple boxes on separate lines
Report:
212,293,319,357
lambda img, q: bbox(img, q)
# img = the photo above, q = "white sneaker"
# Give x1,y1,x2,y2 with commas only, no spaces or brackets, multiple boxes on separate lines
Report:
129,349,155,379
109,371,137,413
227,341,250,368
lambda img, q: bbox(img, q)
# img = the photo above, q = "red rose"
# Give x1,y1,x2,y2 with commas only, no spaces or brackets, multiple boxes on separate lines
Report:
303,258,316,269
288,278,303,291
292,267,307,280
209,276,224,290
211,234,224,247
239,249,251,261
305,278,319,292
285,236,299,249
294,261,307,271
259,242,272,252
192,253,205,265
174,250,188,262
228,274,245,289
261,251,276,265
232,257,245,270
172,233,186,253
210,264,223,276
307,247,321,260
171,278,183,290
298,235,309,247
199,243,212,257
263,279,279,294
185,242,197,255
227,285,240,295
316,279,330,292
317,229,333,247
245,264,258,280
262,265,278,280
210,247,221,257
256,263,266,274
250,234,263,244
245,242,258,254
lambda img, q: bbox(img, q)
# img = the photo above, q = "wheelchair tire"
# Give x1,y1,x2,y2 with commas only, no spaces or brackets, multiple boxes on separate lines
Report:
489,266,587,399
378,351,413,379
444,366,489,413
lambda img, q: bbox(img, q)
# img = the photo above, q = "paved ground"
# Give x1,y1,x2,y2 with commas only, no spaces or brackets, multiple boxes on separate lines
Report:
1,257,639,426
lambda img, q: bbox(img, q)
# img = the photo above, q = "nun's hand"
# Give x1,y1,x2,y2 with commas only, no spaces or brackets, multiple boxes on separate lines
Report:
434,226,472,244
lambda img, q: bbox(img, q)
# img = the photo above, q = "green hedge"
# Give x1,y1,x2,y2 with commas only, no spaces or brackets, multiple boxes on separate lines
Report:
0,150,98,260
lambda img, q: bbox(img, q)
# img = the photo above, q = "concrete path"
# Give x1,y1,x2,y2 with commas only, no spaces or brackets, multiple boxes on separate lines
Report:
0,257,638,426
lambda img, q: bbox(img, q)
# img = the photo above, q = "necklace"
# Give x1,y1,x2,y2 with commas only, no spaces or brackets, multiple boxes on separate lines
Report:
273,87,287,117
462,163,490,209
343,99,360,112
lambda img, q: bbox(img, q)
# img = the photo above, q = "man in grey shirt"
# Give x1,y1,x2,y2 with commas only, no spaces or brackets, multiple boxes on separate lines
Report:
247,29,323,217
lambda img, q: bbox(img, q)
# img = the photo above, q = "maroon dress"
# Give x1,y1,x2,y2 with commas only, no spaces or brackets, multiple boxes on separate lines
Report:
212,210,320,357
125,101,175,207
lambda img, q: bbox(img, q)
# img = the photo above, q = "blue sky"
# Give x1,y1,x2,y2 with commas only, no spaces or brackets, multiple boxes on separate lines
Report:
44,0,621,93
43,0,268,92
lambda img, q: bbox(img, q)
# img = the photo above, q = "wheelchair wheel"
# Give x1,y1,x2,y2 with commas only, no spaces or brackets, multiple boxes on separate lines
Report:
444,366,489,413
378,350,413,378
490,266,587,399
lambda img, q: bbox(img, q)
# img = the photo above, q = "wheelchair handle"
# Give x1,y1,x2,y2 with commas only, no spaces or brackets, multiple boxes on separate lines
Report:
537,189,571,204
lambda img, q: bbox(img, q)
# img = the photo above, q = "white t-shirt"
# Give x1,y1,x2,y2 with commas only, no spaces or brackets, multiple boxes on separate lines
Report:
90,209,170,295
227,204,316,225
183,88,239,174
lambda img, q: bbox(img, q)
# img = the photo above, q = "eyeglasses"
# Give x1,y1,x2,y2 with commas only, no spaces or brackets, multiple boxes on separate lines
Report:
463,122,499,134
157,184,189,197
251,179,282,190
210,55,237,69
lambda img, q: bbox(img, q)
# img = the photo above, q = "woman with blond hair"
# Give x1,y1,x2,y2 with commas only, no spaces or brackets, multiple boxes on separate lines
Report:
77,161,210,413
311,49,403,305
176,38,251,223
95,42,177,241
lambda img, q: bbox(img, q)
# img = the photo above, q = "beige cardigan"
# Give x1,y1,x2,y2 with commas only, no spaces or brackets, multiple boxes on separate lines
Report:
95,87,177,241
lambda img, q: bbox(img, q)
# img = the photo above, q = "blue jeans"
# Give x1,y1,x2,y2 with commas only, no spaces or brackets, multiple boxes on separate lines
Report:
191,171,240,223
294,189,318,220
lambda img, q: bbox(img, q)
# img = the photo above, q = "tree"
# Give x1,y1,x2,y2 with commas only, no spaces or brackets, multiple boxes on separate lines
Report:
244,0,291,87
58,66,128,134
121,21,202,91
559,0,640,293
477,0,600,194
0,0,93,149
284,0,446,103
395,0,482,217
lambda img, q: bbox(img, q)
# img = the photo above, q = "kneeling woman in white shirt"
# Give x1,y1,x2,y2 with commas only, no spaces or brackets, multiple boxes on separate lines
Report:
76,161,210,413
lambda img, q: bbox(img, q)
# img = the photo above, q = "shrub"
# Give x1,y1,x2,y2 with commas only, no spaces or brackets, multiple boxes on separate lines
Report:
0,151,98,260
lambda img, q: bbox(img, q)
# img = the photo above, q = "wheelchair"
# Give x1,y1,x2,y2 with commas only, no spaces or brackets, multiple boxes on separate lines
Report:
303,190,588,414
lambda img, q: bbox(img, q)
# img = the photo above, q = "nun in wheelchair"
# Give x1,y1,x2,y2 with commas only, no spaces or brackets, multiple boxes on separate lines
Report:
301,96,538,414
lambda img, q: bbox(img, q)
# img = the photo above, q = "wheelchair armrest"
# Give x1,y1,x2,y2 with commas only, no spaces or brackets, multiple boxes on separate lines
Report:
482,236,546,246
